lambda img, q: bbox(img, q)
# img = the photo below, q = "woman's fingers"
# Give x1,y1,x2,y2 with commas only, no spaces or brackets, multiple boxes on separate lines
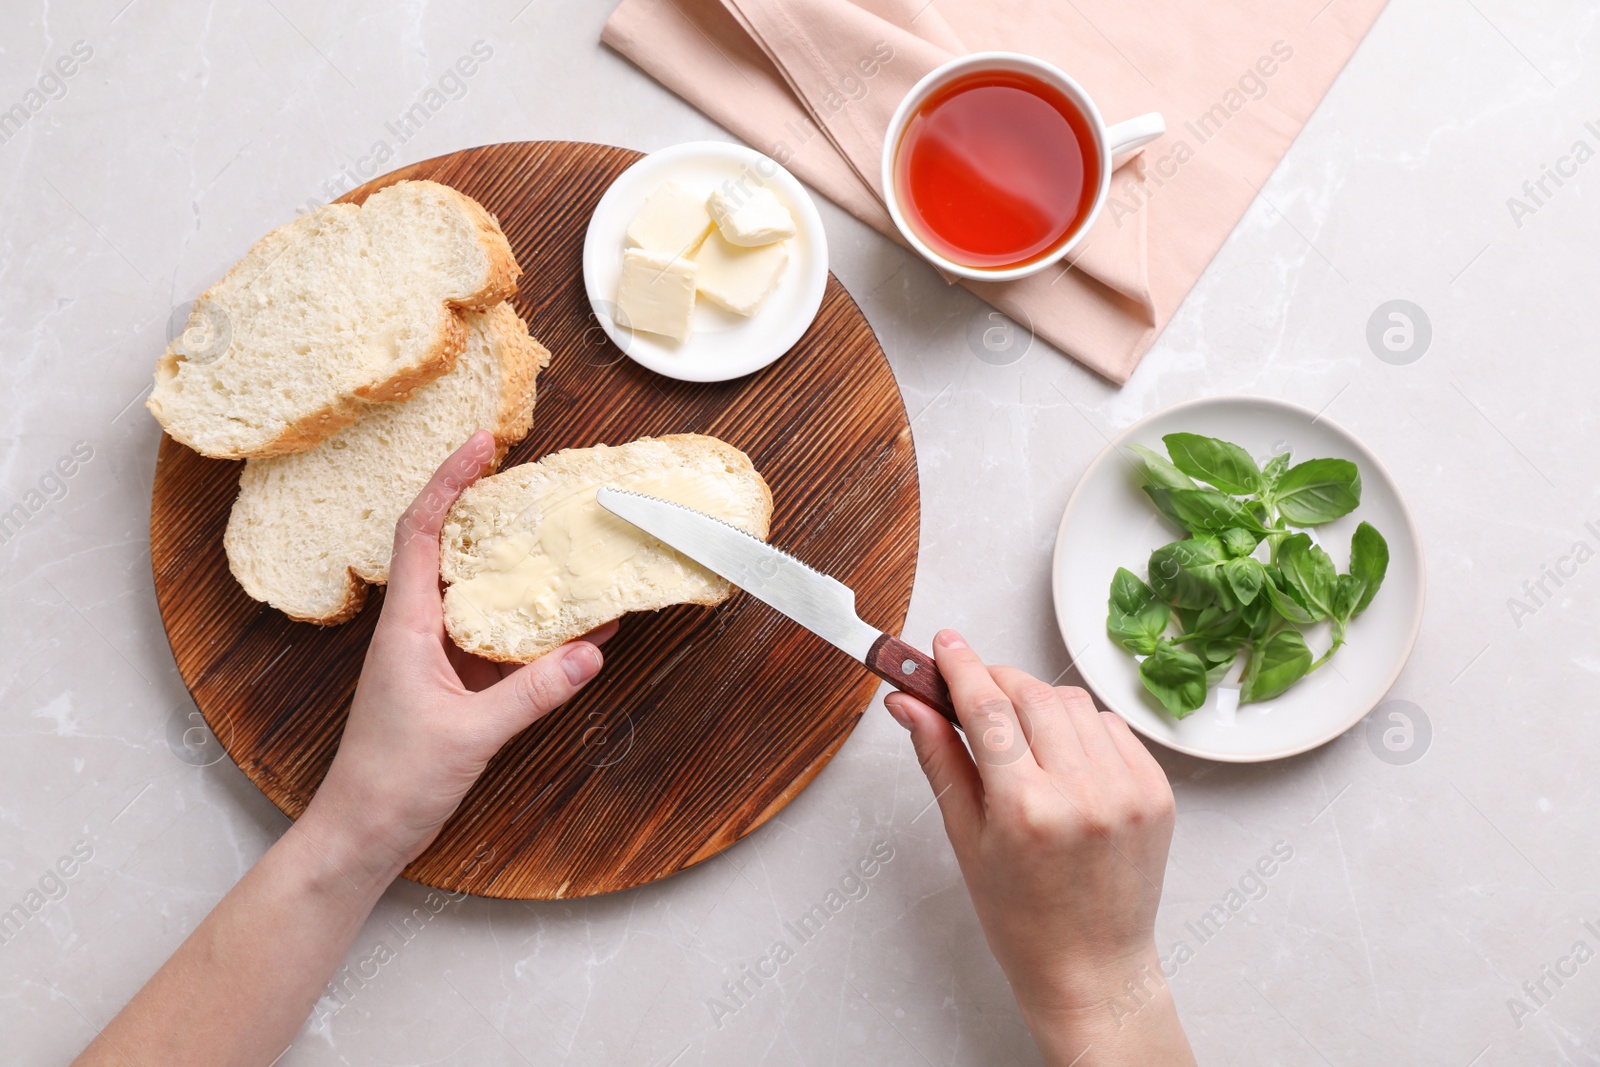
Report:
1052,684,1125,771
477,638,606,738
1100,709,1173,799
885,692,984,846
386,431,496,631
982,667,1085,774
456,620,620,691
931,630,1037,781
474,623,617,735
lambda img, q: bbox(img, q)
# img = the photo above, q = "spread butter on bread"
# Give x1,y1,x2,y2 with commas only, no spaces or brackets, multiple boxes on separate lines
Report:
440,435,773,662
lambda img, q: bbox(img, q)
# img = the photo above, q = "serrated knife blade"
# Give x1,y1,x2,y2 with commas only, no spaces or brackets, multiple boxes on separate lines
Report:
595,487,956,723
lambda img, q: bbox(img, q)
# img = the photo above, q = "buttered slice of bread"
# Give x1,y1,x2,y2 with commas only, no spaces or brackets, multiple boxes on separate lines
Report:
440,435,774,663
149,180,521,459
224,303,549,624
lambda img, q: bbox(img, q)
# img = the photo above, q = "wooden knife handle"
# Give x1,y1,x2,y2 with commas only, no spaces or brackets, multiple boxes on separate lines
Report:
866,633,959,727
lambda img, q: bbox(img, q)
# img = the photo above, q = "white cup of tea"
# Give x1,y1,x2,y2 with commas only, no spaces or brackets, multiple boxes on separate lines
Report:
881,52,1165,282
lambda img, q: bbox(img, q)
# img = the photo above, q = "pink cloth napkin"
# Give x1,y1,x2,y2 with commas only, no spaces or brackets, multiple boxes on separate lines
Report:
603,0,1388,383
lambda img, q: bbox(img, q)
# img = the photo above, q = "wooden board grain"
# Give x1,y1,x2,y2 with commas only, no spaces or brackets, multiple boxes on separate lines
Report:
149,141,920,899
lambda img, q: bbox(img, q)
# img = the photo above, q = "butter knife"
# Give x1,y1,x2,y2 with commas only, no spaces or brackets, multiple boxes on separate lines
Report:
595,487,957,724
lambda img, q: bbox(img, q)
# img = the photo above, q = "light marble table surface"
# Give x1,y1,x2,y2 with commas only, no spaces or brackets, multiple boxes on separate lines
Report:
4,1,1598,1064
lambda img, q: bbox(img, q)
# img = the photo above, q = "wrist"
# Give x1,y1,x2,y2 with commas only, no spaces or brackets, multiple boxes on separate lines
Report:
1015,942,1188,1064
1016,938,1163,1015
293,794,412,895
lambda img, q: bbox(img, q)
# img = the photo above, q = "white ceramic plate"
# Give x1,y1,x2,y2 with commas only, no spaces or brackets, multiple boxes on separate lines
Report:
1051,395,1426,763
581,141,829,383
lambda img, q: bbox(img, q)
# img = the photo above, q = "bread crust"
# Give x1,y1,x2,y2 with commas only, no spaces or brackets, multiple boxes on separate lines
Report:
440,434,775,663
150,181,522,459
244,309,467,459
281,575,368,627
446,194,523,312
483,303,552,465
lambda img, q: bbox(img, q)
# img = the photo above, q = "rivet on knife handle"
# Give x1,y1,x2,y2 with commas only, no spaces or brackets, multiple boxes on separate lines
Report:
865,634,958,727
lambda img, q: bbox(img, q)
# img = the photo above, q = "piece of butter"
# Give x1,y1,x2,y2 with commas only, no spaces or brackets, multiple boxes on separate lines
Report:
693,232,788,317
625,182,714,257
616,248,697,343
706,186,797,247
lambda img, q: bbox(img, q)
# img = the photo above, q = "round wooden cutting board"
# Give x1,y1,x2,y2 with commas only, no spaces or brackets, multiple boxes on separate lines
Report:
150,142,920,899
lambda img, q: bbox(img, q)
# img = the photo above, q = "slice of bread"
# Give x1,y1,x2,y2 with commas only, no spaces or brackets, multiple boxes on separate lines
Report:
223,303,550,624
440,435,774,663
149,180,521,459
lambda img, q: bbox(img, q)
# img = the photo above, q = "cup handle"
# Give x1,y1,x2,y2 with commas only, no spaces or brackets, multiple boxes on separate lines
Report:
1105,112,1166,157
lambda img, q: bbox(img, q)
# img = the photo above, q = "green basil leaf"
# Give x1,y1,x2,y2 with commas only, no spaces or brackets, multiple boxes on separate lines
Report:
1223,556,1267,605
1241,630,1313,703
1162,433,1262,494
1148,538,1226,609
1205,652,1238,687
1186,605,1241,642
1109,567,1154,616
1192,636,1246,692
1126,443,1198,490
1263,575,1317,625
1220,528,1260,558
1332,574,1363,621
1109,623,1161,656
1274,458,1362,525
1240,594,1274,637
1147,486,1265,536
1107,567,1170,655
1139,643,1209,719
1279,534,1337,620
1349,521,1389,615
1141,486,1189,532
1261,451,1291,491
1214,578,1238,612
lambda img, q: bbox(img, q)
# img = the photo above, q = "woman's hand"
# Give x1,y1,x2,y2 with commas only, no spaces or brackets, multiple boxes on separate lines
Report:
884,631,1195,1066
302,430,616,884
77,432,613,1067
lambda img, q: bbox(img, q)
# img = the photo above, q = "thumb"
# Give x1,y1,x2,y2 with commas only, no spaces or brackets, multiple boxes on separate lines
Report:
885,693,984,845
386,430,497,629
475,640,605,737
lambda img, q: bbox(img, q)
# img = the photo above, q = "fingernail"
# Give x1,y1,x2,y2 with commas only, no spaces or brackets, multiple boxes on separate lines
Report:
562,643,602,685
884,695,913,730
936,630,966,649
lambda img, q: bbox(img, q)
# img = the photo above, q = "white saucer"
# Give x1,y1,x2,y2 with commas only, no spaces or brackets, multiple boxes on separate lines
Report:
582,141,829,383
1051,395,1426,763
